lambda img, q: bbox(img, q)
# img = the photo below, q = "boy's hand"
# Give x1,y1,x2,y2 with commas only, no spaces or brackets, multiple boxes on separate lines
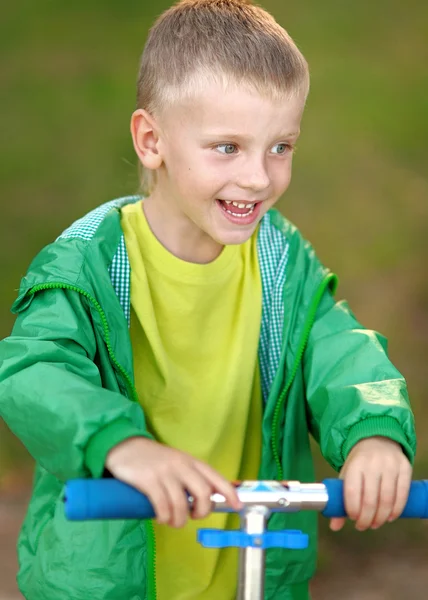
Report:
330,436,412,532
105,437,242,528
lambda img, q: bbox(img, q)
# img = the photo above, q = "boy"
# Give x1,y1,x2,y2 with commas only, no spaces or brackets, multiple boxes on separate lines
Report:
0,1,416,599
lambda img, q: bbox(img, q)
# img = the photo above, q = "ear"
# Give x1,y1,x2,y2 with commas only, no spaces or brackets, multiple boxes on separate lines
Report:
130,109,163,170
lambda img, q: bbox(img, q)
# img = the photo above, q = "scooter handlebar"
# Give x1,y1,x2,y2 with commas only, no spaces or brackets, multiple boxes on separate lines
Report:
322,478,428,518
65,478,428,521
65,479,156,520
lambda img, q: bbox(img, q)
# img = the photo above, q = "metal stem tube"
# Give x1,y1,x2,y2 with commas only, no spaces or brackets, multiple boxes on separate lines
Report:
237,506,270,600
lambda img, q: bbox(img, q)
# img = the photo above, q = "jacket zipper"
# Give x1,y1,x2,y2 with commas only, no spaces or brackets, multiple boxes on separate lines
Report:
28,282,157,600
271,273,337,480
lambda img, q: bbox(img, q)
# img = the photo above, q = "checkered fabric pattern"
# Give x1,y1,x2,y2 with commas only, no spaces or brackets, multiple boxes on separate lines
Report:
57,198,289,401
58,197,139,241
257,212,290,402
109,235,132,325
57,196,141,324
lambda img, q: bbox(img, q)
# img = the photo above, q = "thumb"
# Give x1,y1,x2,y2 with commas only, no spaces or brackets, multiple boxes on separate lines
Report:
330,517,345,532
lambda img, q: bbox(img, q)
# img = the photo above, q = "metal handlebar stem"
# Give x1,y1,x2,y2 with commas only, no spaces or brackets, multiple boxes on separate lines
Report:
197,481,328,600
238,505,270,600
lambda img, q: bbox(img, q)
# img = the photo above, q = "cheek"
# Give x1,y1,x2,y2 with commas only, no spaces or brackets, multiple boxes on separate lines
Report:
272,161,293,192
165,143,229,199
164,147,200,193
174,162,217,203
184,158,226,195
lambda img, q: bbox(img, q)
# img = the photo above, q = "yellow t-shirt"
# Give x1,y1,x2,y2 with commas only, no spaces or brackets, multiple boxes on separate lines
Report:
121,201,262,600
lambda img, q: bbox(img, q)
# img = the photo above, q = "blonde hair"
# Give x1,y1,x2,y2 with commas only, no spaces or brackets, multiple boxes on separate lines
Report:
135,0,310,195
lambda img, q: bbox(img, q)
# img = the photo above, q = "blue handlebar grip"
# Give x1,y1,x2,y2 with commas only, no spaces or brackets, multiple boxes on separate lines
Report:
65,479,156,520
322,479,428,519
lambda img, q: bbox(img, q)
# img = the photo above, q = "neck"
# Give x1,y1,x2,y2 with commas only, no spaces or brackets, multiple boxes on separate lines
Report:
142,194,224,264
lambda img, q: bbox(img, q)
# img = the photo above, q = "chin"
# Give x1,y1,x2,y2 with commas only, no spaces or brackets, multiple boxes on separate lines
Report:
214,226,257,246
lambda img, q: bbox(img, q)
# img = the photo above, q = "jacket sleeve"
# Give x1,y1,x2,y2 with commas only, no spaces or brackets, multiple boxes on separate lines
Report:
0,288,151,481
303,290,416,472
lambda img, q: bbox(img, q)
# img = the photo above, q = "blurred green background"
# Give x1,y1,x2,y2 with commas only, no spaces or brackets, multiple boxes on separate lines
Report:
1,0,428,597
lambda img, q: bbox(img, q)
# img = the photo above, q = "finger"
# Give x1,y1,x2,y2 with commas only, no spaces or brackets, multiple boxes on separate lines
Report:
179,467,213,520
193,461,243,510
343,468,363,522
163,476,190,528
329,517,346,532
390,461,412,521
371,472,397,529
355,473,381,531
141,479,172,525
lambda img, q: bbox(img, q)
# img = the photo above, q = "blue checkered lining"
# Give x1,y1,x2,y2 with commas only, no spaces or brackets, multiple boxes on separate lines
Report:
57,198,289,402
57,196,141,325
257,212,290,403
109,235,132,325
58,197,139,241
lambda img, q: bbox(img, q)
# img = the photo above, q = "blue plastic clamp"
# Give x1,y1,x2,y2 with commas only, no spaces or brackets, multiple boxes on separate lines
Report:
197,528,308,550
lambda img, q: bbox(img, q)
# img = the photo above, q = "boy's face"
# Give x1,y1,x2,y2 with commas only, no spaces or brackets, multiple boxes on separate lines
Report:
135,80,305,259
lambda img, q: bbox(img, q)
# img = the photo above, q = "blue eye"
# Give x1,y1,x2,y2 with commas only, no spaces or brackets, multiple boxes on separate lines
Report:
217,143,237,155
271,143,289,155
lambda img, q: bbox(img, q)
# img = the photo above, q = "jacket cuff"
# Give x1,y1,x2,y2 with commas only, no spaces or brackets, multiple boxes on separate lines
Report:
85,418,152,478
341,416,414,465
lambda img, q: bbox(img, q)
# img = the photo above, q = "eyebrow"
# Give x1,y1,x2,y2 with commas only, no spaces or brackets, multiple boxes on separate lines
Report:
202,131,300,141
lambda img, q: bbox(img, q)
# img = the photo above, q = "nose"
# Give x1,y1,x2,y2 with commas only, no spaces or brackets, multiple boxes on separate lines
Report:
236,155,270,193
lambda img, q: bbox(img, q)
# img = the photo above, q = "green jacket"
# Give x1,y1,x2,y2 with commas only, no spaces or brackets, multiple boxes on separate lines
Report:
0,197,416,600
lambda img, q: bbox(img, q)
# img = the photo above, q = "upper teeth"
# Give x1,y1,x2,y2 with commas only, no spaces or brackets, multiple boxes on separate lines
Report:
224,201,255,208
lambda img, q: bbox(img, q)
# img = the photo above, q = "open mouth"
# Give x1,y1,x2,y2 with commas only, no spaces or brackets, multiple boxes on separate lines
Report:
217,199,259,219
